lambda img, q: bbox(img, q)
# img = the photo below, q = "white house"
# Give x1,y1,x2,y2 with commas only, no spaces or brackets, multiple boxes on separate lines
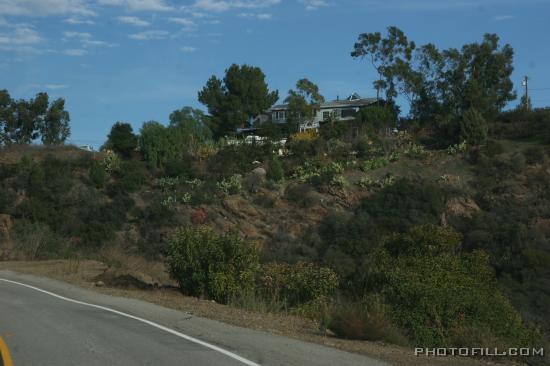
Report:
253,93,380,132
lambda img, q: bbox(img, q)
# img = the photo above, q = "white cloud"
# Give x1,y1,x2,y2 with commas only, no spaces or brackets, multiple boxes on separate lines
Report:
63,31,115,48
64,16,95,24
188,11,210,18
300,0,328,11
128,29,169,40
64,31,91,39
181,46,197,52
239,12,271,19
98,0,173,11
353,0,539,12
0,44,54,54
190,0,281,12
0,0,95,16
42,84,70,90
495,15,516,21
168,17,196,26
82,39,115,47
64,48,87,56
0,26,42,45
117,16,150,26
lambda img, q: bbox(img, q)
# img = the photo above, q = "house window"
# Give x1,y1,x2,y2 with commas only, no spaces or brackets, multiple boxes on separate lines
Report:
277,111,286,120
323,111,330,120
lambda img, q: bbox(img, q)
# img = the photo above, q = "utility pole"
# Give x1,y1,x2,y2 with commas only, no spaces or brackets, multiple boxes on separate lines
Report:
522,76,530,111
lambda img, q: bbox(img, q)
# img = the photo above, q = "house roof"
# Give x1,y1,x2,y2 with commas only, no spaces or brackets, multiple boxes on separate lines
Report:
267,93,379,112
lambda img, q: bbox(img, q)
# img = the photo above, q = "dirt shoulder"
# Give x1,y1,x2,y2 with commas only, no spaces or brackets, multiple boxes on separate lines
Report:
0,260,519,366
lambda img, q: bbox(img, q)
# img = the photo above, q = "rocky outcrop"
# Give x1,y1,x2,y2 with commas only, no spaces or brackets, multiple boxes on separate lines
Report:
242,167,267,193
445,197,481,219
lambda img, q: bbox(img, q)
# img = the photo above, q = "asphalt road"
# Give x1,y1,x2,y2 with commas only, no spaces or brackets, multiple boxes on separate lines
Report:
0,270,389,366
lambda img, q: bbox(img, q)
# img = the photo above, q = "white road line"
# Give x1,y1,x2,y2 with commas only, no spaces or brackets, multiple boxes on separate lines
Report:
0,278,261,366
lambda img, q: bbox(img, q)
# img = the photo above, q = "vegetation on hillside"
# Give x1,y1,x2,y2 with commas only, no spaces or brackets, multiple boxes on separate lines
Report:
1,27,549,364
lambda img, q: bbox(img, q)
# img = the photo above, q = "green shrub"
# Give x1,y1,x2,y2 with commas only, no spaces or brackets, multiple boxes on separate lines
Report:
482,139,505,157
217,174,242,195
167,226,259,303
0,186,15,213
353,138,374,159
266,157,284,182
328,297,408,345
330,175,348,188
208,144,273,179
116,160,149,193
355,105,397,133
359,178,446,232
388,151,401,162
524,146,546,165
404,143,427,158
372,226,539,348
459,108,488,146
510,152,526,173
297,161,346,188
447,141,468,155
139,201,175,229
11,220,71,259
326,138,353,159
102,149,120,172
285,183,325,208
291,160,321,183
163,156,197,178
190,180,219,205
261,261,338,308
361,156,389,172
383,224,461,258
317,179,445,294
289,139,317,159
357,174,395,190
78,221,116,249
0,163,17,181
89,160,106,188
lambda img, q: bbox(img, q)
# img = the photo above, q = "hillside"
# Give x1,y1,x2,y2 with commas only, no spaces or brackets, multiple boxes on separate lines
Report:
1,125,550,365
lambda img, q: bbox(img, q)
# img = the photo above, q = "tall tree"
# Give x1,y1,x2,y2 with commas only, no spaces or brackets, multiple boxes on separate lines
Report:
105,122,137,158
351,26,416,103
169,106,213,156
41,98,71,145
352,28,516,145
0,90,70,145
139,121,175,169
0,90,15,146
352,28,515,122
284,78,325,132
169,106,212,143
198,64,279,138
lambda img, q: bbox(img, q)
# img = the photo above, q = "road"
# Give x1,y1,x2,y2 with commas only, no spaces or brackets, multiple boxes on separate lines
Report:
0,270,389,366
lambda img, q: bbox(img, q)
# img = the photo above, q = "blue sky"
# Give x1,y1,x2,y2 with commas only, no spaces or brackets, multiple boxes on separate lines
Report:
1,0,549,147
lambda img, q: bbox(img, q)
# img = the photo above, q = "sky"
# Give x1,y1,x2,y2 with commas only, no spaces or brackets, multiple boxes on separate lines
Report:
1,0,550,148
